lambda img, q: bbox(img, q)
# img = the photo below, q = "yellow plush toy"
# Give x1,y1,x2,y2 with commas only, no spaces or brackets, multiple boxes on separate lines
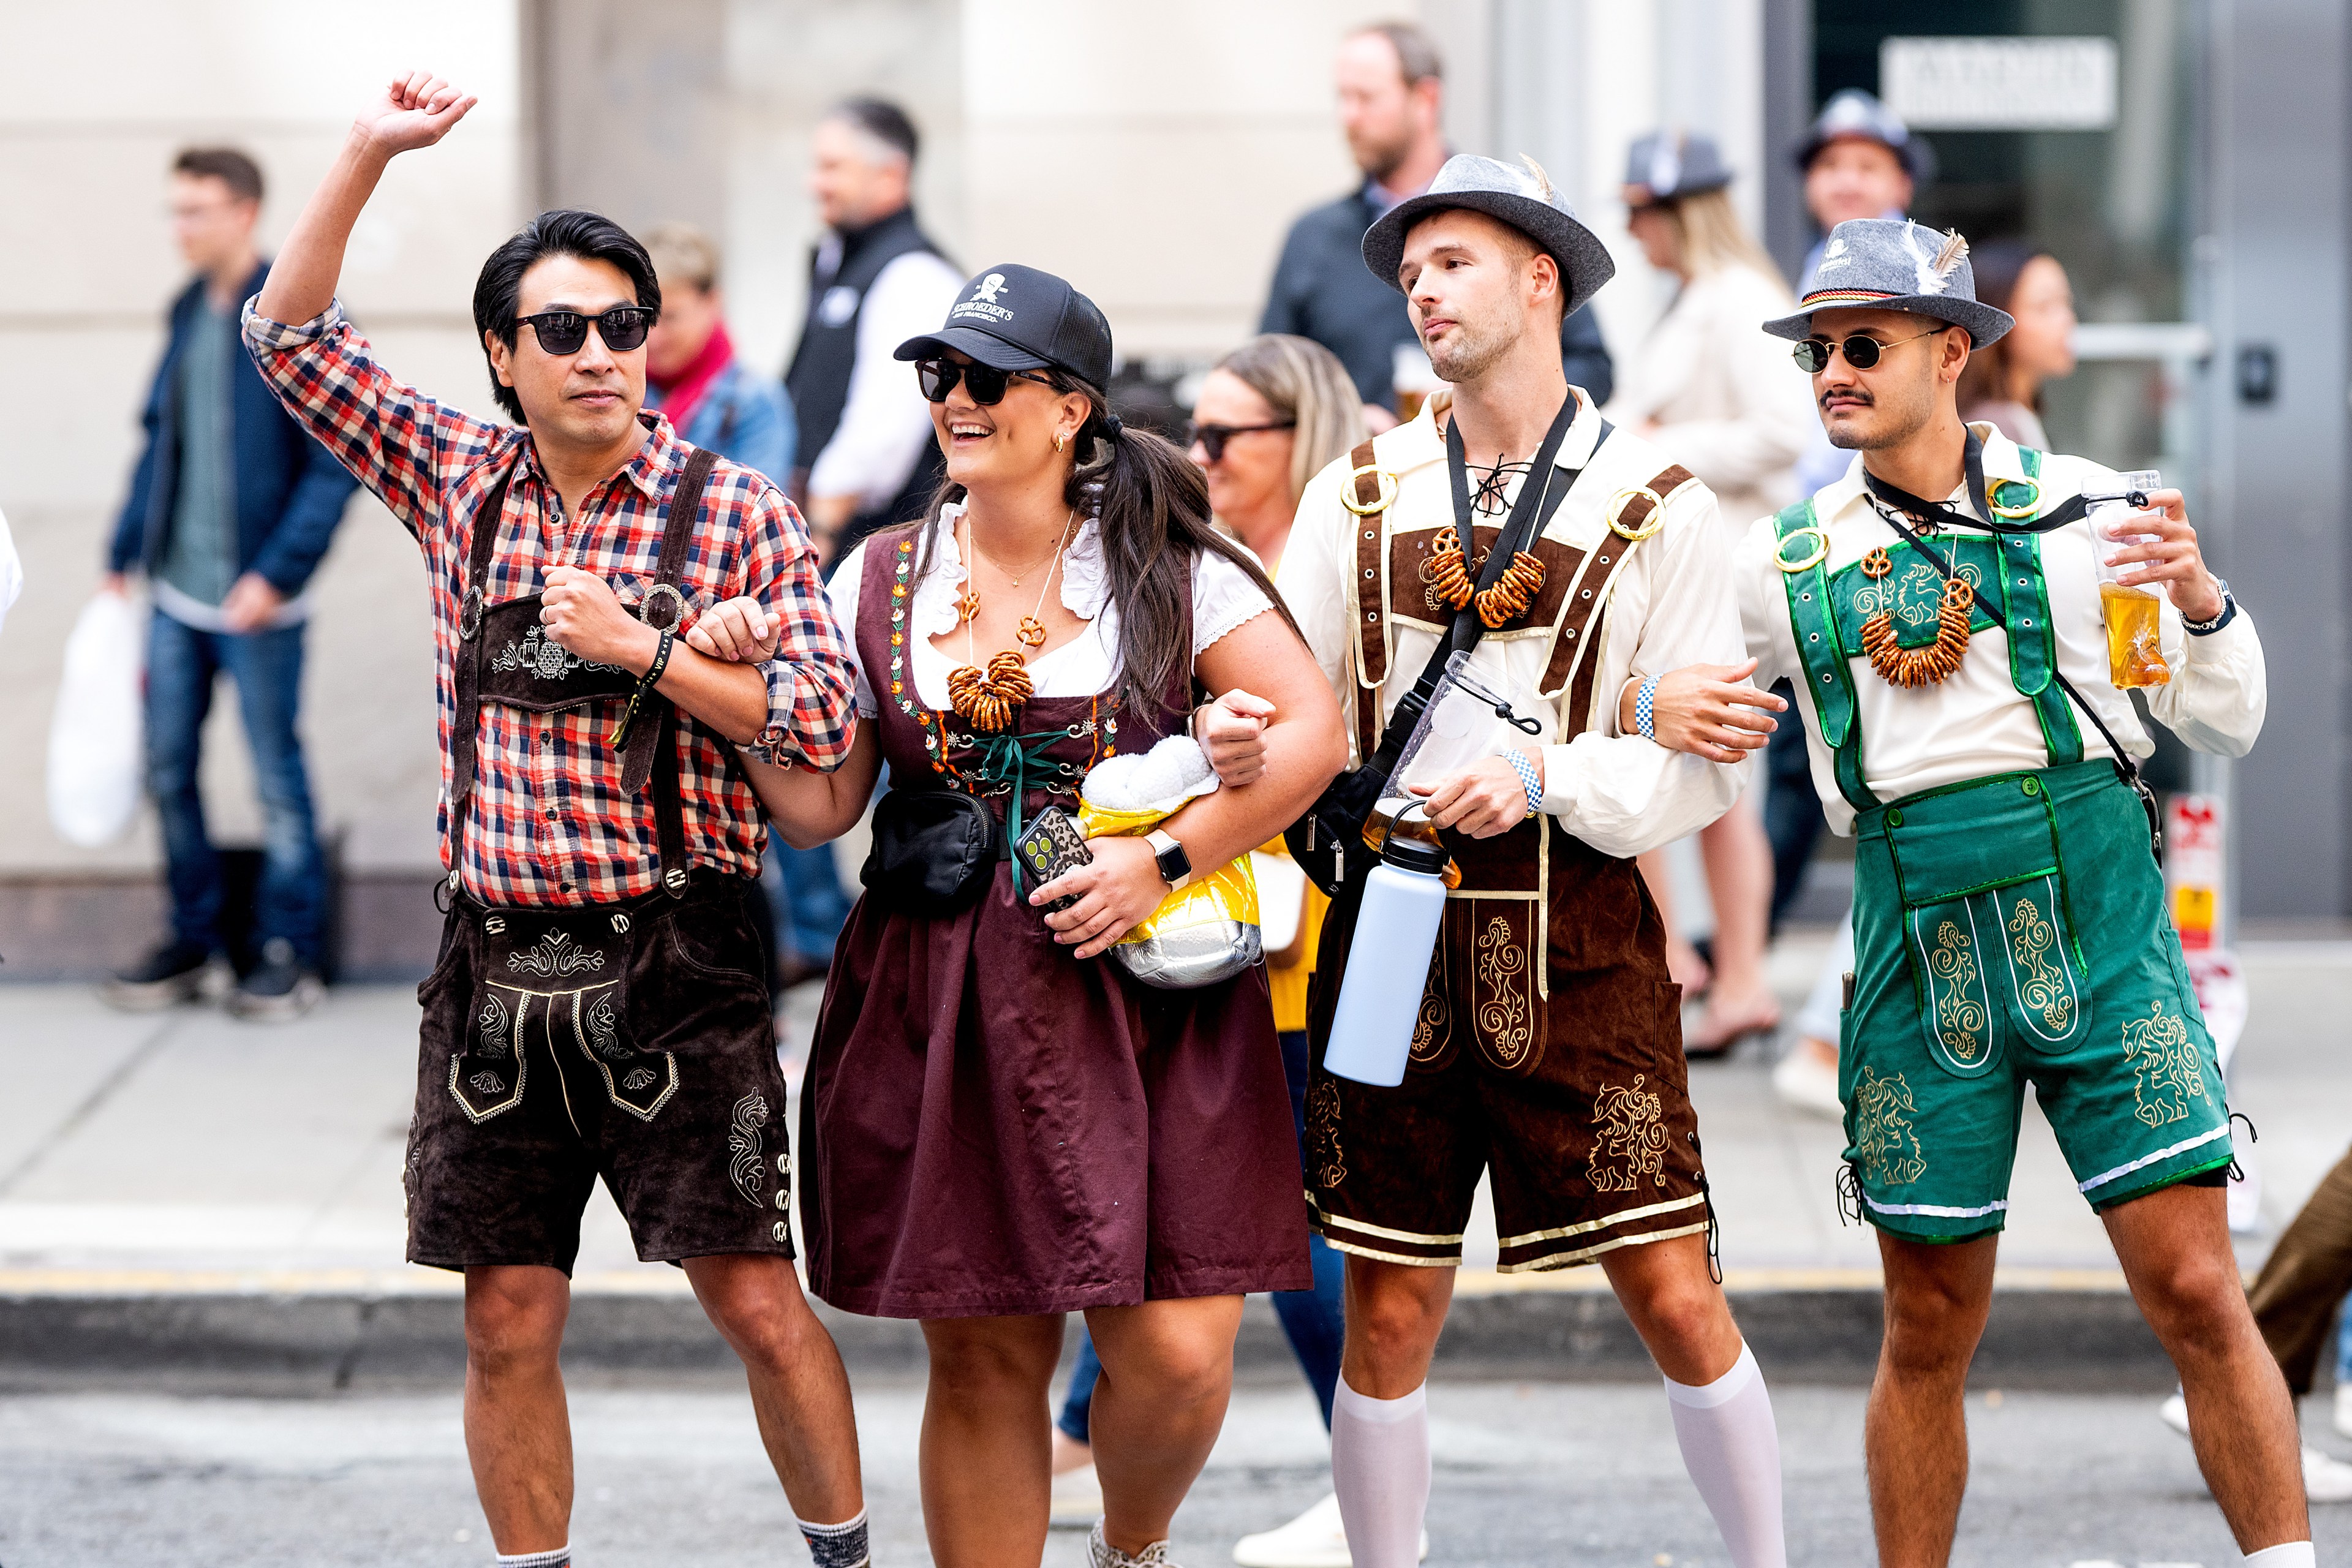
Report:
1079,734,1261,989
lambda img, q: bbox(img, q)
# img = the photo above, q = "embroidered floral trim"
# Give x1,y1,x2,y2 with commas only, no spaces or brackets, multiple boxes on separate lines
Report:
507,931,606,978
1929,920,1988,1061
491,625,622,681
1306,1079,1347,1189
728,1093,771,1208
2007,896,2075,1033
1473,912,1536,1070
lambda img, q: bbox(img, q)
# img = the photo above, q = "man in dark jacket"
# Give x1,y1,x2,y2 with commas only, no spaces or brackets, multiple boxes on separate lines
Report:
1261,21,1611,423
102,147,358,1020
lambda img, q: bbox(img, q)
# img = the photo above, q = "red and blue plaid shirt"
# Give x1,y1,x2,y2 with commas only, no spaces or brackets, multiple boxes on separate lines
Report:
243,301,854,907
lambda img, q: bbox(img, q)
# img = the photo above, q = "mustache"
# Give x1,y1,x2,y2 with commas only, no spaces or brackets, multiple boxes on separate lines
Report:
1819,386,1874,410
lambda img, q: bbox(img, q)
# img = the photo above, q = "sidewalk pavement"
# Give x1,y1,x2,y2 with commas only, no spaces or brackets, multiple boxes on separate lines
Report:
3,932,2346,1387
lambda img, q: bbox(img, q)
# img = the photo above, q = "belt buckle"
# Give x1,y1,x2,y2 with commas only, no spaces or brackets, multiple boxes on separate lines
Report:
458,585,485,641
638,582,688,632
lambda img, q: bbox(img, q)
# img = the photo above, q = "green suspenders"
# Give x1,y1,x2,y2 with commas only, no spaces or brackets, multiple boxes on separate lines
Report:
1777,448,2084,812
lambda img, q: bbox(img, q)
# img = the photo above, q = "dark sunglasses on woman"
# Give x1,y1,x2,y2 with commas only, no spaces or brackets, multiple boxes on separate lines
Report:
1188,420,1296,463
915,357,1056,405
517,306,656,356
1790,326,1943,374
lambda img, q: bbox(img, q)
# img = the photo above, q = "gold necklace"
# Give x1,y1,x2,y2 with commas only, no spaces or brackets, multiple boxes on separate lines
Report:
945,511,1074,732
971,529,1065,588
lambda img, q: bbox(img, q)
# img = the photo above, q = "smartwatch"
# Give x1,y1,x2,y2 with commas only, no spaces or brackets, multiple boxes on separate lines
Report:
1145,829,1193,890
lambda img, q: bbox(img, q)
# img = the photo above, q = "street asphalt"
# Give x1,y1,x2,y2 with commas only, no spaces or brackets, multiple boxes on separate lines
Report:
3,1379,2349,1567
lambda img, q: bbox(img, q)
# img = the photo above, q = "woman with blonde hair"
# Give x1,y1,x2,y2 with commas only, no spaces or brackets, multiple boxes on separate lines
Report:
1608,131,1816,1054
1050,334,1379,1566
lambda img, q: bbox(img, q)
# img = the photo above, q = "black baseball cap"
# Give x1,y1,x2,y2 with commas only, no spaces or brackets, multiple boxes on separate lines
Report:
894,263,1114,386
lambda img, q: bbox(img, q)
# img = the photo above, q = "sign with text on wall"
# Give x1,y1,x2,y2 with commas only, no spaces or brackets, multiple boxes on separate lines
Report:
1881,37,2119,130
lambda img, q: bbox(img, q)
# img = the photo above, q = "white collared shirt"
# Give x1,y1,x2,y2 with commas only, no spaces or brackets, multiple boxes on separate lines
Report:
1732,423,2267,835
805,250,967,508
1278,391,1751,861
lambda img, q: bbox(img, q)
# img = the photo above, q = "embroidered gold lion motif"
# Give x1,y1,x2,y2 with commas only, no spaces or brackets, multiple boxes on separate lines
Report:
1306,1080,1346,1189
1588,1075,1668,1193
1850,1066,1929,1186
727,1093,770,1208
2007,895,2075,1032
1928,921,1986,1061
2122,1000,2205,1128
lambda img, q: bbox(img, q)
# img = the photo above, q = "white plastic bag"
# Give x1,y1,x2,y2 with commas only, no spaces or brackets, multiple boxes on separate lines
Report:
47,592,145,848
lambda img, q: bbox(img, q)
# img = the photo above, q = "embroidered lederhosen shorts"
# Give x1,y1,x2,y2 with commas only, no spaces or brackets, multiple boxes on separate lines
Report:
1304,820,1711,1273
1841,762,2231,1243
405,872,794,1273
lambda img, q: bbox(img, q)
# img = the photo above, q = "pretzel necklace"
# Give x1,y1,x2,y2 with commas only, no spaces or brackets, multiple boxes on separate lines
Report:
945,511,1074,732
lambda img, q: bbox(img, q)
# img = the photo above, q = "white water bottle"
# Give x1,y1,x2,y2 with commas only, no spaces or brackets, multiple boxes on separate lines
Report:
1324,832,1452,1087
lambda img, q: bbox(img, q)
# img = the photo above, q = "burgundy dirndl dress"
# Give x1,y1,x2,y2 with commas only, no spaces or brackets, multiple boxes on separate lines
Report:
799,527,1312,1319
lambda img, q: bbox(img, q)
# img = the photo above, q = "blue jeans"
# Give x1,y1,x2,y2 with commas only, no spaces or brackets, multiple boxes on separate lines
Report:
764,831,850,963
1058,1030,1347,1441
144,609,326,963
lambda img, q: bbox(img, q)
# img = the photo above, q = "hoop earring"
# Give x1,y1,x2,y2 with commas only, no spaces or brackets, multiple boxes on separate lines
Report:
1053,431,1068,453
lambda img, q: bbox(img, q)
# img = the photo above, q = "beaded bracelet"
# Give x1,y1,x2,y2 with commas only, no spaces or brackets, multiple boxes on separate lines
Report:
1635,674,1662,741
1504,748,1544,819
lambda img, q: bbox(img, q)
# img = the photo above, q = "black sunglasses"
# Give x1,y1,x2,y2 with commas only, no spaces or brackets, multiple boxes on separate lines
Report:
915,357,1056,405
1188,420,1296,462
1791,326,1944,374
518,306,656,356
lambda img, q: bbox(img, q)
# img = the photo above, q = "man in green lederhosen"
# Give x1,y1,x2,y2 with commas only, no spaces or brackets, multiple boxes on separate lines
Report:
1731,218,2302,1568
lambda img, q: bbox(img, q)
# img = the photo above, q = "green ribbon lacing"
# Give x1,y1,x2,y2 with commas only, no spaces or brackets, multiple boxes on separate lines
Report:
960,723,1080,891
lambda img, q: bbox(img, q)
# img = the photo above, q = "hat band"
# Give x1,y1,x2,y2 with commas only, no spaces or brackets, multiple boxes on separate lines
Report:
1799,288,1901,309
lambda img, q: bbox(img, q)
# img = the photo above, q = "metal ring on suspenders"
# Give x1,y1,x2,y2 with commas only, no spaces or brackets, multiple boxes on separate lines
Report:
1340,464,1400,516
458,585,486,641
1605,484,1670,542
1989,476,2043,519
1774,526,1831,573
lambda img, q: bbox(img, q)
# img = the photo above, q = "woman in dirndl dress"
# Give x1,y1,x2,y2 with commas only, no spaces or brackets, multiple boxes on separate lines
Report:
698,264,1346,1568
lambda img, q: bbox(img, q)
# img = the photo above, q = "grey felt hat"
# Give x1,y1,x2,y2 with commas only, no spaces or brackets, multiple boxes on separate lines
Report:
1623,130,1733,204
1362,153,1617,318
1760,218,2015,348
1796,88,1937,184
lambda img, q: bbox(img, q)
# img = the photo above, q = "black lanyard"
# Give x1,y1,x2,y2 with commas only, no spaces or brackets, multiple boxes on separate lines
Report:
1863,428,2103,537
1442,393,1582,654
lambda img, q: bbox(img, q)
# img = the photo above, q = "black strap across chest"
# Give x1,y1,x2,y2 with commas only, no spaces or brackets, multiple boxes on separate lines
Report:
445,444,722,899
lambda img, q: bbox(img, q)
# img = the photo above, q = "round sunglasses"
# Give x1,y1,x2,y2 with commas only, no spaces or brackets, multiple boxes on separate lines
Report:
517,306,656,356
915,357,1057,405
1188,420,1295,462
1791,326,1945,374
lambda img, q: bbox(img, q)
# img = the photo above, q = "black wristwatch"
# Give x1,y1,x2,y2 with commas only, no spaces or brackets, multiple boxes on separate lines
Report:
1145,829,1193,890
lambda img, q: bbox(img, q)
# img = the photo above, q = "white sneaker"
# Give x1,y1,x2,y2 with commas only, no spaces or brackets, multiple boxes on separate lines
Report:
2306,1446,2352,1504
1231,1493,1427,1567
2157,1390,2190,1438
1050,1460,1102,1528
2334,1382,2352,1441
1771,1044,1843,1118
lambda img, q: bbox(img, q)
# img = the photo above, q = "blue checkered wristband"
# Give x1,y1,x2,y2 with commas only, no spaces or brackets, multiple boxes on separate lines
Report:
1504,748,1544,818
1635,674,1662,741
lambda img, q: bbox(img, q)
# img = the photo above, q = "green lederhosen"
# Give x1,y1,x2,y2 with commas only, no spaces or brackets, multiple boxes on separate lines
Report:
1774,455,2230,1242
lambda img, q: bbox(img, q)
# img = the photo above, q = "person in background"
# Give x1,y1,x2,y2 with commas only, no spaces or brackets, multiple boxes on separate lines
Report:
1954,241,2077,449
100,146,360,1022
1047,334,1373,1566
1259,20,1610,430
1794,90,1930,293
785,97,962,570
645,222,845,990
1609,131,1811,1056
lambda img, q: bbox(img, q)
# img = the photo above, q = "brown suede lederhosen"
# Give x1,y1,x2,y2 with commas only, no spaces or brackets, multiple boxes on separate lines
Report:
1304,441,1714,1274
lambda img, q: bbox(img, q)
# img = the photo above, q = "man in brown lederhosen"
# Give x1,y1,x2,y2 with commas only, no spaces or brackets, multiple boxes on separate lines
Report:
1279,154,1792,1568
240,72,875,1568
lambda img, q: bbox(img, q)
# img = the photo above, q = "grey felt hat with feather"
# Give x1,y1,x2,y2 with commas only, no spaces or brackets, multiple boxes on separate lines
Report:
1760,217,2014,347
1361,153,1617,319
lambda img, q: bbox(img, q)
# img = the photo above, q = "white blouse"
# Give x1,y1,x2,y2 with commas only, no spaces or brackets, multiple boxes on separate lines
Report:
828,502,1278,717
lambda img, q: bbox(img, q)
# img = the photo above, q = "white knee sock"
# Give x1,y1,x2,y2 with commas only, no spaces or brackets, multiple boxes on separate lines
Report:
1663,1341,1787,1568
494,1550,570,1568
1330,1376,1430,1568
2244,1544,2315,1567
796,1510,871,1568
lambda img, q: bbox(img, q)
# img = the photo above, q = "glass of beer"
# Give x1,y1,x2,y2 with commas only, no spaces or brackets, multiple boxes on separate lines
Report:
2090,470,2170,689
1393,342,1439,422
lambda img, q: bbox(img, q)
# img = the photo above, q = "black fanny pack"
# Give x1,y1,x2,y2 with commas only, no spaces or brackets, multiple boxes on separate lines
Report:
1286,406,1604,894
861,786,1003,916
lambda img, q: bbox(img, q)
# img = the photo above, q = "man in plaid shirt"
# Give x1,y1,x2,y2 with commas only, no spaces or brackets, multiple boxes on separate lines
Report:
245,72,873,1568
